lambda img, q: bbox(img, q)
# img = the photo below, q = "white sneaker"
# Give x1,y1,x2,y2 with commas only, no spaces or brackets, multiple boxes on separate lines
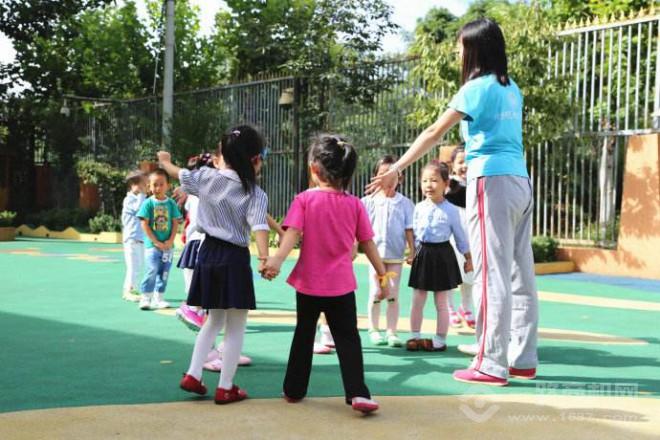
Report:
122,291,141,302
139,293,152,310
150,293,170,309
369,330,386,346
457,343,479,356
319,325,335,348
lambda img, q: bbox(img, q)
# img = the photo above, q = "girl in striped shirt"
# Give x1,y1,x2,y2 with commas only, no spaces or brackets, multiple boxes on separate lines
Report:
158,125,269,405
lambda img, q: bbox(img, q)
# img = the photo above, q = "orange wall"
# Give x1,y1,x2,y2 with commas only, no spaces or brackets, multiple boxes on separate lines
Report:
557,133,660,280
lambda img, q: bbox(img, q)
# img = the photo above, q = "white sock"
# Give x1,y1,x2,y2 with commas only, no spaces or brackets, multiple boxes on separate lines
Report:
411,331,421,339
187,309,226,379
218,309,248,390
433,334,446,347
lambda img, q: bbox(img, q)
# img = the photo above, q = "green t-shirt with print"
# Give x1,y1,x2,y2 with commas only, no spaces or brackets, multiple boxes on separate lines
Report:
137,196,182,248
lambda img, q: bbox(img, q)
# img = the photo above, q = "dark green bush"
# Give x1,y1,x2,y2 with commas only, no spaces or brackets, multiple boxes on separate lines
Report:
532,236,558,263
25,208,92,231
0,211,17,227
88,214,122,233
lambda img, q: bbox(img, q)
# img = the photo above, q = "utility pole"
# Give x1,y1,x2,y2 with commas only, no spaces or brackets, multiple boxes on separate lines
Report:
162,0,175,149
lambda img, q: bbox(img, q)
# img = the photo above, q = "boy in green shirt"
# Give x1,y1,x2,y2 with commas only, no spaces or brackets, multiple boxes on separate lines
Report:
137,169,183,310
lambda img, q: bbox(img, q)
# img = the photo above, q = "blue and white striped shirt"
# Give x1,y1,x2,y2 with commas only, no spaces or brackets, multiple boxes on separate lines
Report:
413,199,470,254
179,167,269,247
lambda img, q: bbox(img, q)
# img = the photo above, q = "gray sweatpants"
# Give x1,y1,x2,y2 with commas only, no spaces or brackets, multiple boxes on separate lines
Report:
466,175,538,379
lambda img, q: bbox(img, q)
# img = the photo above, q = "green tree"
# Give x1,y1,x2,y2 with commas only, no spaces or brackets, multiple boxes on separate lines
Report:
212,0,398,79
413,7,459,45
542,0,655,21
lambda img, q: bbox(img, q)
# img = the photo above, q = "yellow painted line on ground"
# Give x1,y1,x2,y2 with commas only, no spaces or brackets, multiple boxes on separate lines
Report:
539,291,660,312
154,309,647,345
0,395,657,440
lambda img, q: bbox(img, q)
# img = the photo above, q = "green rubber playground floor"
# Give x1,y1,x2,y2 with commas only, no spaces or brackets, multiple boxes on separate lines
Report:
1,238,659,414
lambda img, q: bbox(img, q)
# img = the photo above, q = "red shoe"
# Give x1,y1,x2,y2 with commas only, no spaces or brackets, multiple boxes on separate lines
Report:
214,385,248,404
453,368,508,387
458,306,476,328
351,397,379,414
509,367,536,379
180,374,207,395
282,392,302,403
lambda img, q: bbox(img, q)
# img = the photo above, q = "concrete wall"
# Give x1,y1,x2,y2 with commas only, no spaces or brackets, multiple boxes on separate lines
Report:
558,134,660,280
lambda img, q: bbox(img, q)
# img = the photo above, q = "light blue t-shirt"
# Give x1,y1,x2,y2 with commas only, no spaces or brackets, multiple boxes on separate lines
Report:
361,192,415,260
448,74,528,181
121,192,145,243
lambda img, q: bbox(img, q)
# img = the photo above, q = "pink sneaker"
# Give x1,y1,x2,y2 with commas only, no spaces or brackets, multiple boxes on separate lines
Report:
458,307,476,328
509,367,536,379
176,304,204,332
449,310,462,327
453,368,508,386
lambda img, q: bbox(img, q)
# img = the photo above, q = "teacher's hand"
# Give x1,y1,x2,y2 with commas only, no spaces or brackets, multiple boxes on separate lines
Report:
365,167,398,195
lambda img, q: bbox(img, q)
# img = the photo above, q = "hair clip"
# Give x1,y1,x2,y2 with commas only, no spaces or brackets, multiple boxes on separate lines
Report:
232,129,241,136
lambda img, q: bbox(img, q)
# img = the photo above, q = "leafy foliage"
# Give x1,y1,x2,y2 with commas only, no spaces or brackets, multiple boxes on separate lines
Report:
75,159,126,217
88,213,121,233
0,210,17,227
25,208,92,231
532,235,559,262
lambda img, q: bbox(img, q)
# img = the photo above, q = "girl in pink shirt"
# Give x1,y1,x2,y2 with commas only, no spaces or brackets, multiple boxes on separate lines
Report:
263,134,390,414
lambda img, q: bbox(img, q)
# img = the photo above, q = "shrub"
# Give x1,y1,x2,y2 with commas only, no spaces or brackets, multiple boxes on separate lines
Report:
532,236,558,263
0,211,17,227
25,208,92,231
88,214,122,234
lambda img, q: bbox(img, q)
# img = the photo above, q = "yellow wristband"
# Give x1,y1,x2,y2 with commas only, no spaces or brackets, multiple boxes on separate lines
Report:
377,271,398,288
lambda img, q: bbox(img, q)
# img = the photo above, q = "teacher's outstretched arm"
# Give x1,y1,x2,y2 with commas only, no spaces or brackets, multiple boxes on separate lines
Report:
365,108,464,194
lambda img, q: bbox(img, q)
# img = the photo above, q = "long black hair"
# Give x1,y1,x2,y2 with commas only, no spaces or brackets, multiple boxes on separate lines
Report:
308,134,357,190
458,18,509,86
218,125,265,193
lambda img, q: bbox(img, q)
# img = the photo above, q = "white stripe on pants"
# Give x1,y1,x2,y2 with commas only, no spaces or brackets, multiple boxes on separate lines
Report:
123,239,144,293
467,176,538,379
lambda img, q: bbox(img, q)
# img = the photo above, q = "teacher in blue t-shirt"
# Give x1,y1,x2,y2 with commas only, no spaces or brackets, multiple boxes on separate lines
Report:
367,18,538,387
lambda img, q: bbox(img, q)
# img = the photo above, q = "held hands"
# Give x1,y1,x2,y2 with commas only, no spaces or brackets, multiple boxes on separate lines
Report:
260,256,283,281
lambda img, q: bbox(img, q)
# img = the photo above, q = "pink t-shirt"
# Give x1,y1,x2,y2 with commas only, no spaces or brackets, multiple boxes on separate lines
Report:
283,188,374,296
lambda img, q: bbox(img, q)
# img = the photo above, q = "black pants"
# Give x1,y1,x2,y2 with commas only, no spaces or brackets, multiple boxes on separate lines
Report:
283,292,370,402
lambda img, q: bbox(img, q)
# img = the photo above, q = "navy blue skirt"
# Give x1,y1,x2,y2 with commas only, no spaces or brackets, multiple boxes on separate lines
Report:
176,239,201,269
409,241,462,291
187,235,256,310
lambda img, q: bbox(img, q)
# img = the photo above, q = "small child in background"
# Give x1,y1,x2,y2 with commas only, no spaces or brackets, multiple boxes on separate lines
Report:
263,134,391,414
137,169,182,310
444,146,476,330
407,161,472,352
121,170,146,302
361,155,415,347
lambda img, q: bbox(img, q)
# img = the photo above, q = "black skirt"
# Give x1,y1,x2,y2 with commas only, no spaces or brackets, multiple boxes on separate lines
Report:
187,235,256,310
409,241,462,291
176,239,201,269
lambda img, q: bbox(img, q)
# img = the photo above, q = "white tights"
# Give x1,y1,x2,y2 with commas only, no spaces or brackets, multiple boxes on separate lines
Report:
186,308,248,390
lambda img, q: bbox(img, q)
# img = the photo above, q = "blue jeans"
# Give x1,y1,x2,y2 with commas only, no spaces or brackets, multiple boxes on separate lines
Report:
140,247,174,294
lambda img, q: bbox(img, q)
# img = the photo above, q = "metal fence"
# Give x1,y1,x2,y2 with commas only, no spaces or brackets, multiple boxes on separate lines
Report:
531,13,659,247
72,13,660,245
